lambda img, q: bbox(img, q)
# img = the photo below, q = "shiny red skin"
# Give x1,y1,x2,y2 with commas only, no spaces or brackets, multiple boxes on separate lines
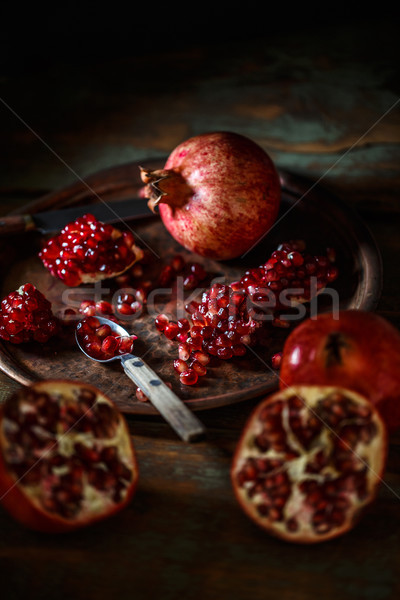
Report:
157,132,281,259
0,381,139,533
280,310,400,432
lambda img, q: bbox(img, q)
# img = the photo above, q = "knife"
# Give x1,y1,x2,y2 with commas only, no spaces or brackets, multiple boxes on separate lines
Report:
0,197,154,236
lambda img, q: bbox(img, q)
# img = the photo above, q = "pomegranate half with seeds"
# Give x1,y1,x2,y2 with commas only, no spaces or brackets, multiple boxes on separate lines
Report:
39,213,144,287
0,283,59,344
0,380,138,532
231,385,387,543
140,131,281,259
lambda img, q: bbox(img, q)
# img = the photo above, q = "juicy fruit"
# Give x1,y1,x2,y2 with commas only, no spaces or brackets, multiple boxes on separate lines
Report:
279,310,400,432
0,283,59,344
76,316,137,360
39,213,144,286
0,380,138,532
155,240,338,385
231,385,387,543
140,131,281,260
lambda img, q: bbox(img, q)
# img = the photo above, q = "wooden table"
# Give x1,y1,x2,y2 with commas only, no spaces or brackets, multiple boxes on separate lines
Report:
0,13,399,600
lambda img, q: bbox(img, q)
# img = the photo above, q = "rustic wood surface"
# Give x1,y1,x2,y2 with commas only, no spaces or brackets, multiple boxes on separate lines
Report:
0,12,399,600
0,164,383,414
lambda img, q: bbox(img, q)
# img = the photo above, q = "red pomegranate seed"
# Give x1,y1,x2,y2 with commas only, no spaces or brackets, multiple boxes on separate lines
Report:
192,350,210,366
117,336,135,354
217,347,233,360
180,369,198,386
176,332,188,343
171,254,185,272
191,360,207,377
101,336,118,355
271,352,282,369
232,343,247,357
135,387,149,402
177,318,190,333
158,265,174,286
164,322,179,340
95,300,113,315
155,314,169,332
96,324,113,339
173,358,188,374
178,343,190,361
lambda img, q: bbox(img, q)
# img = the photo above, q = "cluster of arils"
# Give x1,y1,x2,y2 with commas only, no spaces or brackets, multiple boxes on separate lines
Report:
155,241,338,385
39,214,144,287
157,254,208,290
0,283,59,344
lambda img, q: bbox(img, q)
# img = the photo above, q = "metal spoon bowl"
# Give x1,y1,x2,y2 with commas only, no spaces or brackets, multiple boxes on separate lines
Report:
75,316,206,442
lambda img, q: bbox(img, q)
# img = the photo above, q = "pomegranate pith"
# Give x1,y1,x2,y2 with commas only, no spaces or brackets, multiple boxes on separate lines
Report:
39,214,144,286
231,385,387,544
0,283,59,344
0,380,138,532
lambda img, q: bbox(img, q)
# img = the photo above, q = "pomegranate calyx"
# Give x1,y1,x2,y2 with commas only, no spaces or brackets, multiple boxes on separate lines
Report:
139,167,192,213
324,332,350,367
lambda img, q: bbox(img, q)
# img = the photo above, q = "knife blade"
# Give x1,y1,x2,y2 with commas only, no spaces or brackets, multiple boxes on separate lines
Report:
0,197,154,236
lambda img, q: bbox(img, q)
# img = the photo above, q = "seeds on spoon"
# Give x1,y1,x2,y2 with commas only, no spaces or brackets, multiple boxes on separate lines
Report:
76,317,136,360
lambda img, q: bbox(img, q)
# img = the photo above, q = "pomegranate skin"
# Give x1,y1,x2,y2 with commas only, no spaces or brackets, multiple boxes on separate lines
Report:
140,132,281,260
0,380,139,533
279,310,400,433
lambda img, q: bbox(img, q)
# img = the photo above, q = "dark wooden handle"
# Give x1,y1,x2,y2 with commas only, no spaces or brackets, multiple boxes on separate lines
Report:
0,215,36,236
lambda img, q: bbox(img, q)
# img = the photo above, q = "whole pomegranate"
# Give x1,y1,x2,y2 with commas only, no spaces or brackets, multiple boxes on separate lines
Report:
231,385,387,543
0,380,138,532
140,132,281,260
279,310,400,433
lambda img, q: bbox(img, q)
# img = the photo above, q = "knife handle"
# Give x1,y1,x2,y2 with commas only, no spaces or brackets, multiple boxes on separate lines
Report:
0,215,36,236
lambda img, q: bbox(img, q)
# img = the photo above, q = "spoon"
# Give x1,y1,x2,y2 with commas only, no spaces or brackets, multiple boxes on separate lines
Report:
75,317,206,442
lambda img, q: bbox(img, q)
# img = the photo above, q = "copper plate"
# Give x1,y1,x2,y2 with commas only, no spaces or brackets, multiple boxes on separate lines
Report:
0,161,382,414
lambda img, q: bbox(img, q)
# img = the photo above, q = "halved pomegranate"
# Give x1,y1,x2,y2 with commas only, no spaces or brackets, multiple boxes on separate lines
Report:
0,283,59,344
39,214,144,287
231,385,387,543
0,380,138,532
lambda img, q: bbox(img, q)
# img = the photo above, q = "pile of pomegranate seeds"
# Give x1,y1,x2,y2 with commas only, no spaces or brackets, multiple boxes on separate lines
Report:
76,316,136,360
0,283,59,344
158,254,208,290
155,241,338,385
39,213,144,287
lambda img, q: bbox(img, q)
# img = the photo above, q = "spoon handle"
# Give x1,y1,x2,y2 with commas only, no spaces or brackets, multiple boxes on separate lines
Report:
121,354,206,442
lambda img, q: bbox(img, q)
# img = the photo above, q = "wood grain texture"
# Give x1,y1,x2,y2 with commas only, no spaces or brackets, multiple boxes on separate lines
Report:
0,166,383,415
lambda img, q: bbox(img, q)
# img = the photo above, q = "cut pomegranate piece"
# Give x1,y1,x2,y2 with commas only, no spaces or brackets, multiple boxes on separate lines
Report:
0,380,138,532
39,214,144,286
0,283,59,344
231,385,387,544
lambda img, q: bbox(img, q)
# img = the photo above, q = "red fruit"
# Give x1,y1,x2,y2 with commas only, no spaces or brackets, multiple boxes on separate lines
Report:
140,132,281,259
0,283,59,344
39,214,143,286
279,310,400,433
0,380,138,532
76,317,136,360
231,385,387,544
180,369,198,386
